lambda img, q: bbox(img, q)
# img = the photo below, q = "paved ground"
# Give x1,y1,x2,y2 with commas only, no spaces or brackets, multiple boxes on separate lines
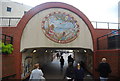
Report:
24,54,120,81
23,54,94,81
42,54,94,81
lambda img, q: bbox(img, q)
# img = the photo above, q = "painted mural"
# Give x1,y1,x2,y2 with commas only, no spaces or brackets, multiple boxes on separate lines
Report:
21,56,33,78
42,12,80,43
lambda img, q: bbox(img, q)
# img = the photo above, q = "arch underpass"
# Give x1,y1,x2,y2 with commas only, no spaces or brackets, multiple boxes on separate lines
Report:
21,47,93,79
13,2,95,79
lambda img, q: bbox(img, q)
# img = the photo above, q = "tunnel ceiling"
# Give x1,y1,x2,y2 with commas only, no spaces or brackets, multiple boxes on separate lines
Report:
21,47,93,54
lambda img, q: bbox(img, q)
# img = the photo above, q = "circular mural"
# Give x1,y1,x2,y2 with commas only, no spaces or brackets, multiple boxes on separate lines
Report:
42,12,80,43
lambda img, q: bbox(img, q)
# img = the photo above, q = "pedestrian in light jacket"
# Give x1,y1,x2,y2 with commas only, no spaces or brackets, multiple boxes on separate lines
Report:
29,63,45,81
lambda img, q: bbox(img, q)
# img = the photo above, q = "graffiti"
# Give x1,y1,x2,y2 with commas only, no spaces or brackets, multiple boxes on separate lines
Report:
23,56,32,76
42,12,80,43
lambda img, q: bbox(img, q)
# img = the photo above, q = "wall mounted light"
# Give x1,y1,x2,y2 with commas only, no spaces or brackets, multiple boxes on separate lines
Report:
84,50,87,53
33,49,36,53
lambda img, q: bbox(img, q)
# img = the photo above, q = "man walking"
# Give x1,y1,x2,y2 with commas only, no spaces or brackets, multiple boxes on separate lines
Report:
97,58,112,81
60,56,65,71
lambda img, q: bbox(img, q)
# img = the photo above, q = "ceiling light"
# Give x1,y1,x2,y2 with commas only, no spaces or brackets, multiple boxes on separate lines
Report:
33,50,36,53
84,50,87,53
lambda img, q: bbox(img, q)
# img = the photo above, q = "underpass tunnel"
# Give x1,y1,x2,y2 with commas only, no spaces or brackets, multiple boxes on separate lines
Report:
21,48,93,79
17,2,95,79
73,49,93,73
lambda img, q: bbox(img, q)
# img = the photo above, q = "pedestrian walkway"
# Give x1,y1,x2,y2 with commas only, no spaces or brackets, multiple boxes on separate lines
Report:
42,54,68,79
42,54,94,81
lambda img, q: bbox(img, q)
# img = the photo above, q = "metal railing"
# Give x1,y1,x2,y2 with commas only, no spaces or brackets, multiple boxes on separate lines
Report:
0,17,120,29
97,29,120,50
0,17,21,27
91,21,120,29
0,34,13,44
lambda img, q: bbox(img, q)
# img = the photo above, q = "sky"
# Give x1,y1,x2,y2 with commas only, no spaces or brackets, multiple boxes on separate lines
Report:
11,0,120,23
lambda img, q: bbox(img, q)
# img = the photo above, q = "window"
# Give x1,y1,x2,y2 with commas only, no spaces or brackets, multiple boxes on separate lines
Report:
7,7,12,12
24,11,27,14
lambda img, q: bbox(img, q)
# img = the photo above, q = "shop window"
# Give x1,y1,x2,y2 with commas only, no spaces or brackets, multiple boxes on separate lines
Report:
7,7,12,12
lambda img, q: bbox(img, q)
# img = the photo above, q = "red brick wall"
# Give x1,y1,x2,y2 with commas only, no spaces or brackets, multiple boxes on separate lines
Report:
1,27,16,36
1,27,18,79
93,29,116,50
94,50,120,78
2,54,16,78
94,29,120,79
94,29,115,38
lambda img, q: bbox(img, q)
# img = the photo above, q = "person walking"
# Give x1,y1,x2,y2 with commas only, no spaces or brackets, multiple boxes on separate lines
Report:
56,52,60,59
64,62,75,81
97,57,112,81
74,63,84,81
60,56,65,71
29,63,45,81
68,55,74,65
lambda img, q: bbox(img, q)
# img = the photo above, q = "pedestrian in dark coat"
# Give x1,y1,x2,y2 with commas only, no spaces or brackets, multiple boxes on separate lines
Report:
64,62,75,81
68,55,74,65
74,63,84,81
97,58,112,81
56,53,60,59
60,56,64,71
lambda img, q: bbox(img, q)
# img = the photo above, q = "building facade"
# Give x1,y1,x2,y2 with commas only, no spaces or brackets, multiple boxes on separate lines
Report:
0,1,120,80
0,0,32,27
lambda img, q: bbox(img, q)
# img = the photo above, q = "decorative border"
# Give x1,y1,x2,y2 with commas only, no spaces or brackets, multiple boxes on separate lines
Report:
41,11,80,44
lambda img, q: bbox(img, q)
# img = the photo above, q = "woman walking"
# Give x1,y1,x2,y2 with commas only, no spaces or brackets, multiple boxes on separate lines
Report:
29,63,45,81
74,63,84,81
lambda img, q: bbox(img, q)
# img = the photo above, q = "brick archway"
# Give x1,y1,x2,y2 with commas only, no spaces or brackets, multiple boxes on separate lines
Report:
13,2,95,78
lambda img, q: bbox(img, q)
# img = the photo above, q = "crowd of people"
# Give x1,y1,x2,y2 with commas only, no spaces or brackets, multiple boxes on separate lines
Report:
29,54,112,81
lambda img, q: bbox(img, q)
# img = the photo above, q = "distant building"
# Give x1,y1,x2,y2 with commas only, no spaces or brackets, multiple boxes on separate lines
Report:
0,0,32,26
